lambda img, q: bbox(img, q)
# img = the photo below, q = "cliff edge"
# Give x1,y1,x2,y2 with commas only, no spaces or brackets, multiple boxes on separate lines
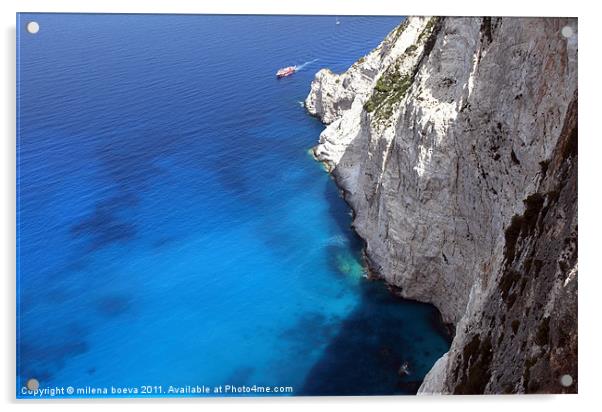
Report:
306,16,578,394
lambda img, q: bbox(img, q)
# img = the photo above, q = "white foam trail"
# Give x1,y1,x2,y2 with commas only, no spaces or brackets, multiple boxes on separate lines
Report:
296,59,319,71
323,234,348,246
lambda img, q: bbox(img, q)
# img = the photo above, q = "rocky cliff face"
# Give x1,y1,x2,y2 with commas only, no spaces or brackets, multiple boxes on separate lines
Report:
306,16,578,394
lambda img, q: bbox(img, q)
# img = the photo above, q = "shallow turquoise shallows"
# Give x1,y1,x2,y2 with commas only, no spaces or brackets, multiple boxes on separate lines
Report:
17,13,451,397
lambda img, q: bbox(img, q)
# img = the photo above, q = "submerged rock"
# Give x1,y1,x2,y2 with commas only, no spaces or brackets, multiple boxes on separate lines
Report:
306,16,578,394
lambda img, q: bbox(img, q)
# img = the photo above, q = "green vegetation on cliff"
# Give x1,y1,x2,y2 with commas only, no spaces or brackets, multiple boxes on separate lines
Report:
363,62,413,121
363,17,440,123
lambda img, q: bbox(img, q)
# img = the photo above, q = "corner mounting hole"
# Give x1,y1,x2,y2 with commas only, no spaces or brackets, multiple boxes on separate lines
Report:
26,21,40,34
561,26,574,39
560,374,573,387
26,378,39,390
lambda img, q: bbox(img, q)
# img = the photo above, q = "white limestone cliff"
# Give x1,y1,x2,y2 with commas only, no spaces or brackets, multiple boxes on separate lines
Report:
306,16,578,394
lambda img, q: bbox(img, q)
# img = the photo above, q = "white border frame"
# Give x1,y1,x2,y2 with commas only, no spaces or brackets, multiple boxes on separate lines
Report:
2,1,597,411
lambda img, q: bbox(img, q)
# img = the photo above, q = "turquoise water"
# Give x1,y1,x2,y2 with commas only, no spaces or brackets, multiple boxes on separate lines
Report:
17,14,451,397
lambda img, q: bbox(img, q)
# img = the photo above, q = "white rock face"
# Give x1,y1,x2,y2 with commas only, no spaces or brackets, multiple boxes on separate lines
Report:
307,17,578,394
306,17,435,169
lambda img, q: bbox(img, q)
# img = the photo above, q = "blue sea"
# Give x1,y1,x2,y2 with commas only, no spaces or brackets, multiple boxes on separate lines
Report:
17,14,451,397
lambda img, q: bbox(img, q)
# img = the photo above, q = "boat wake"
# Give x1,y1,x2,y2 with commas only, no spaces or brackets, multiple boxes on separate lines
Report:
295,59,319,71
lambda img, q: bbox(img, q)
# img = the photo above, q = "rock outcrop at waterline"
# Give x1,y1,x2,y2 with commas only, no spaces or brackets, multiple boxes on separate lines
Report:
306,16,577,394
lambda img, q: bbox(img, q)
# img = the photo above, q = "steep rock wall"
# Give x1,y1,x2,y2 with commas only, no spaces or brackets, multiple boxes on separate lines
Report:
306,16,578,394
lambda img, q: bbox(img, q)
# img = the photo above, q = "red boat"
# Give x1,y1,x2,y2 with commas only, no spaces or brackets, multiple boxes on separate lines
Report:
276,66,297,78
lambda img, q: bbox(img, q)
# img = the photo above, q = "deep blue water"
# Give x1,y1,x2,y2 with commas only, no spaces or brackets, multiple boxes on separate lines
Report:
17,14,450,397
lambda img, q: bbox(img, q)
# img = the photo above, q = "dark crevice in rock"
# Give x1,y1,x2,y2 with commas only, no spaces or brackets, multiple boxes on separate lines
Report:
480,17,493,45
453,333,493,394
412,17,444,80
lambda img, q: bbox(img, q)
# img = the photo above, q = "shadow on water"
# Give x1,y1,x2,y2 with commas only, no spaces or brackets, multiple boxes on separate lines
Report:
95,294,132,318
70,194,138,251
18,322,91,384
298,279,452,396
298,170,452,396
68,129,180,253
